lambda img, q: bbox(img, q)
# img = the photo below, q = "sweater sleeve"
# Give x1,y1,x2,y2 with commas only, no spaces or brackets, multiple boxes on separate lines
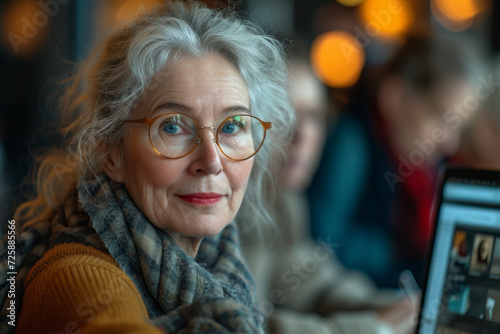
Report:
17,244,163,334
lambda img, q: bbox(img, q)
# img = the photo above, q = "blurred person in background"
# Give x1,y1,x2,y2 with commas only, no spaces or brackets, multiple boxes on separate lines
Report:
453,63,500,170
308,35,483,288
239,59,416,334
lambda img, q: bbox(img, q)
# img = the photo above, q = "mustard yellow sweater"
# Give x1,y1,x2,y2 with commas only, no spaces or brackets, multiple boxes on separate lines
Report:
17,243,163,333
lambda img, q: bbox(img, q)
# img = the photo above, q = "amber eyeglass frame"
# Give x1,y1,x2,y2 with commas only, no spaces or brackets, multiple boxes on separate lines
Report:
125,113,272,161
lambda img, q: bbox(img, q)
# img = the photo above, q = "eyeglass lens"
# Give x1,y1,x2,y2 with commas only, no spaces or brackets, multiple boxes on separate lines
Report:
149,114,265,160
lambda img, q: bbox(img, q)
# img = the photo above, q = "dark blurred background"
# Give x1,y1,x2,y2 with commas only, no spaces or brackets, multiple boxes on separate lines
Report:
0,0,497,229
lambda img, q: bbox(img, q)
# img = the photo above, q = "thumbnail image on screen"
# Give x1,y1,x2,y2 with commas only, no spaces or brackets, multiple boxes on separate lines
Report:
449,230,471,272
490,238,500,278
446,282,470,315
485,289,500,323
445,281,489,320
469,234,494,274
466,285,489,319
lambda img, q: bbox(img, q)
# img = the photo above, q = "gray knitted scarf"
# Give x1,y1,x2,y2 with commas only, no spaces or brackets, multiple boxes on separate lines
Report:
0,176,264,333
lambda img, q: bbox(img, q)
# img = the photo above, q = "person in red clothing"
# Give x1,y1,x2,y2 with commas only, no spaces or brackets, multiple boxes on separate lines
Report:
376,36,482,264
308,34,485,287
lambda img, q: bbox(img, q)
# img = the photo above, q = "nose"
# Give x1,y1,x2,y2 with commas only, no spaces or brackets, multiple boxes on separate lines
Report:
188,127,223,176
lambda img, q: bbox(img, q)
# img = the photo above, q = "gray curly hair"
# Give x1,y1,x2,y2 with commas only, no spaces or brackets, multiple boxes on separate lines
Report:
16,1,295,230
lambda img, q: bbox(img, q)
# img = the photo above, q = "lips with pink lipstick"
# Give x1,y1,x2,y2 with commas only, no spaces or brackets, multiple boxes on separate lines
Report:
177,192,223,205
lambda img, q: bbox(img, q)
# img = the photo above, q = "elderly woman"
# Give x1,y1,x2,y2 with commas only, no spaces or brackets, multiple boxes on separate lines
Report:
0,3,293,333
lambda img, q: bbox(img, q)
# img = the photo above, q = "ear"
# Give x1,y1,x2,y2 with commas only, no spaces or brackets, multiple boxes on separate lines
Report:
101,144,126,183
377,75,406,125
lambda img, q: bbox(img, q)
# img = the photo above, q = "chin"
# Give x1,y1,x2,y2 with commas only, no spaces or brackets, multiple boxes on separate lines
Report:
182,217,232,238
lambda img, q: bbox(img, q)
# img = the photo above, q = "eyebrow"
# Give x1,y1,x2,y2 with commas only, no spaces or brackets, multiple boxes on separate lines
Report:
152,102,251,116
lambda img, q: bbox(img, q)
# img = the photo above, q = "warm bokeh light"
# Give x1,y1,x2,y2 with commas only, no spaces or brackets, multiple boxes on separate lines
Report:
115,0,163,25
310,31,366,88
358,0,413,39
337,0,365,7
431,0,489,32
1,0,49,57
435,0,479,22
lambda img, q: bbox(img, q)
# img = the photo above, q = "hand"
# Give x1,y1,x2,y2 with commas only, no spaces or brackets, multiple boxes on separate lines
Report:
377,296,420,334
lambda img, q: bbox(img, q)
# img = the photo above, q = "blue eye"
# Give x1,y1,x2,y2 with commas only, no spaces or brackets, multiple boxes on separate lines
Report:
163,123,180,134
222,123,236,134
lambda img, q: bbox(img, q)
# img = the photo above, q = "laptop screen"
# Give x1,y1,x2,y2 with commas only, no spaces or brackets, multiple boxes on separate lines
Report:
418,169,500,334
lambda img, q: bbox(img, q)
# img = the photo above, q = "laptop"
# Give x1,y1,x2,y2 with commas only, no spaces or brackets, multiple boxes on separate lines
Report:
417,168,500,334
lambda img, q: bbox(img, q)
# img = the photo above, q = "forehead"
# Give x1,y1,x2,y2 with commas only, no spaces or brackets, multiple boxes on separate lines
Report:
134,54,250,118
289,66,327,116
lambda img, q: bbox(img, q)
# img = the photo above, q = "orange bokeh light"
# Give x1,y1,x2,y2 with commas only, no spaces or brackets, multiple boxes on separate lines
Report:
115,0,163,25
435,0,479,22
310,31,366,88
1,0,49,57
337,0,365,7
431,0,489,32
358,0,413,39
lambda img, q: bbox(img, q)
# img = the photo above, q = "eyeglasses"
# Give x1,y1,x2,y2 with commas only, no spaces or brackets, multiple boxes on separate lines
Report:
125,113,272,161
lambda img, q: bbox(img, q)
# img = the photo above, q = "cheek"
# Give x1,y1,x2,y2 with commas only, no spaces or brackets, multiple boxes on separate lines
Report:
301,123,315,143
295,124,323,160
136,159,182,187
123,138,185,190
305,123,325,151
226,159,254,198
